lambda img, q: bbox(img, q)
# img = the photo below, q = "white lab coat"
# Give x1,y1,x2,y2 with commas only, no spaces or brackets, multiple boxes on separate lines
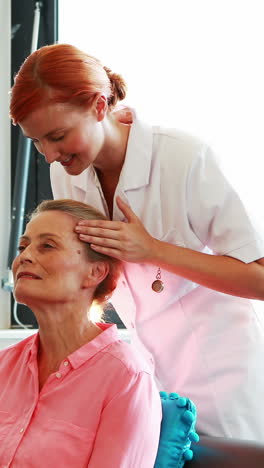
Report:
50,114,264,441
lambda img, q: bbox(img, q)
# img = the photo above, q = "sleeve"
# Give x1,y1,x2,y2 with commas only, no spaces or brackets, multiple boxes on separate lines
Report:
87,371,161,468
186,145,264,263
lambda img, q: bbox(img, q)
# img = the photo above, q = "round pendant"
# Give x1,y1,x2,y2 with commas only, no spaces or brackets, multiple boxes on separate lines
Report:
151,279,164,293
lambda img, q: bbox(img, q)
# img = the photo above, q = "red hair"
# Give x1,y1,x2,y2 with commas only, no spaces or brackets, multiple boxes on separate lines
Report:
10,43,127,124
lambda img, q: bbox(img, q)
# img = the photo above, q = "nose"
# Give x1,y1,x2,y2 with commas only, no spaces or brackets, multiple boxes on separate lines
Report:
44,152,61,164
12,245,35,280
38,142,61,164
16,242,36,264
19,246,34,264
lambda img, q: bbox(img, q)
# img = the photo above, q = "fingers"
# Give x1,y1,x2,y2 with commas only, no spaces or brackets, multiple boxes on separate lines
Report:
89,244,122,259
73,198,145,262
79,233,121,250
76,219,121,230
76,225,121,240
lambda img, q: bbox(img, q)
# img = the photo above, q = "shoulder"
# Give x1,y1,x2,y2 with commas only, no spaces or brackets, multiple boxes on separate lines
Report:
152,125,213,164
101,339,153,378
148,124,223,185
0,333,36,365
130,115,215,176
153,125,204,147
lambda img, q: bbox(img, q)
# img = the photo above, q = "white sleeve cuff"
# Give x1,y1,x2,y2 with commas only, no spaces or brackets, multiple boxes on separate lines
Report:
224,239,264,264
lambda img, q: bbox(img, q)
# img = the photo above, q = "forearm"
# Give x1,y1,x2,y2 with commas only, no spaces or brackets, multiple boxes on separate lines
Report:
148,238,264,300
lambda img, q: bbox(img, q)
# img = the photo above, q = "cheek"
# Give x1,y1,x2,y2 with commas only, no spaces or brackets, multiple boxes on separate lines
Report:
67,133,89,153
49,258,81,275
12,256,20,275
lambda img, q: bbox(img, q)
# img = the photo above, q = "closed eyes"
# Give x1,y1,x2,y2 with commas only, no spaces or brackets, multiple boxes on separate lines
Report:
50,135,64,142
18,243,55,252
29,135,64,144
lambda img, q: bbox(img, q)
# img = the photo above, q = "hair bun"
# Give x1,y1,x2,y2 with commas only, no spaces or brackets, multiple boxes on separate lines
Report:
104,66,127,108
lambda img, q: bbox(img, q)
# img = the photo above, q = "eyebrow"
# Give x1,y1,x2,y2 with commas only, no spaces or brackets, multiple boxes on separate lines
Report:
19,233,62,241
24,128,66,139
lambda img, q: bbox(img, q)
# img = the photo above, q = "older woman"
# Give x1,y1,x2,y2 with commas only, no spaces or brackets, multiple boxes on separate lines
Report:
0,199,161,468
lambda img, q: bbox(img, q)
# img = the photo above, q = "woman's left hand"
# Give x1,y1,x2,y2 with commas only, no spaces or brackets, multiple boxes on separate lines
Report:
75,196,157,262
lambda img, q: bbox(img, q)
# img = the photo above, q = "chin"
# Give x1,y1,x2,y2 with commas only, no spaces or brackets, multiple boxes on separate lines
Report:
65,166,83,176
13,295,28,307
64,158,89,176
13,287,37,308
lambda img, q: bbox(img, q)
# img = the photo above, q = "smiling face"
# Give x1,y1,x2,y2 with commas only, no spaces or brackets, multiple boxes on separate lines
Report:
18,100,106,176
12,211,96,308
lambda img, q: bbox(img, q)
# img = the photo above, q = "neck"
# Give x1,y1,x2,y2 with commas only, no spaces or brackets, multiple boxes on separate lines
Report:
33,302,102,369
94,114,130,175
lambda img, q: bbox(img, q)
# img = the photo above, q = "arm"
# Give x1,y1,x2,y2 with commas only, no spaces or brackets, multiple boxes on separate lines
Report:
87,371,161,468
149,236,264,300
76,197,264,301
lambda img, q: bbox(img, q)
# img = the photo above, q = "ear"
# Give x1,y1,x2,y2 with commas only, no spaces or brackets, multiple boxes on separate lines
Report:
95,94,108,122
82,261,109,289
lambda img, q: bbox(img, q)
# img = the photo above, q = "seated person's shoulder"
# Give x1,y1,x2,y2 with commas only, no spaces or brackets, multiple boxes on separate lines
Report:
0,333,36,364
102,339,153,378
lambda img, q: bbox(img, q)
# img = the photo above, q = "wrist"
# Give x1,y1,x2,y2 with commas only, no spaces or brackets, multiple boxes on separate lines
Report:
146,237,163,264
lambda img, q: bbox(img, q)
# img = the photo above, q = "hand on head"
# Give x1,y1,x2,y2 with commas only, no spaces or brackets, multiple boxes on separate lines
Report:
75,196,157,263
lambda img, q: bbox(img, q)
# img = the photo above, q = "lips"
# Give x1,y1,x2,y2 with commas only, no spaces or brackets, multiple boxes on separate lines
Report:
17,272,41,280
60,155,75,167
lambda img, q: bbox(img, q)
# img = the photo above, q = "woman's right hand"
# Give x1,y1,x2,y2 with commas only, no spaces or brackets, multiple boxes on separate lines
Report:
75,196,158,263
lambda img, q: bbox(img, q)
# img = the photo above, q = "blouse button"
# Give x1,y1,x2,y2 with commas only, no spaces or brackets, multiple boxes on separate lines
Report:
56,372,62,378
19,428,24,433
63,361,69,367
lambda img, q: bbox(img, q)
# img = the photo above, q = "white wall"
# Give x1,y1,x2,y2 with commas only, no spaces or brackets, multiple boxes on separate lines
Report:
0,0,11,328
60,0,264,316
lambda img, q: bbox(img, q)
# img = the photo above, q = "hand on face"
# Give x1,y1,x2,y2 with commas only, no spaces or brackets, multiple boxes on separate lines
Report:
75,197,156,263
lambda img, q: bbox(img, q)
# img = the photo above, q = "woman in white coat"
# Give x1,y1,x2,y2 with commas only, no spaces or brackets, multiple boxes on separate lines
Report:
10,43,264,441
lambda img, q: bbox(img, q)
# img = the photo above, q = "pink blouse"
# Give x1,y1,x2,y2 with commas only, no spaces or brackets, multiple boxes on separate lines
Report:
0,323,161,467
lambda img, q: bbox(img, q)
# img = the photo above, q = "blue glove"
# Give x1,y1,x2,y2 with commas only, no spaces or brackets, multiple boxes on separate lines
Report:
154,391,199,468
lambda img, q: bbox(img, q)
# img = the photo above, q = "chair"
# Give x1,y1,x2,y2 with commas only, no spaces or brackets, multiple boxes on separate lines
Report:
154,391,264,468
186,435,264,468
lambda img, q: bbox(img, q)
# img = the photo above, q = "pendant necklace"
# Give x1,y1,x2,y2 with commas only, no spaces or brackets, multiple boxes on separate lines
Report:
151,267,164,293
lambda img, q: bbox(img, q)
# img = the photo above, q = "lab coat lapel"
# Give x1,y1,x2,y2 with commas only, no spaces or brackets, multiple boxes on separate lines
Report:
113,118,153,221
119,117,153,191
70,166,108,216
